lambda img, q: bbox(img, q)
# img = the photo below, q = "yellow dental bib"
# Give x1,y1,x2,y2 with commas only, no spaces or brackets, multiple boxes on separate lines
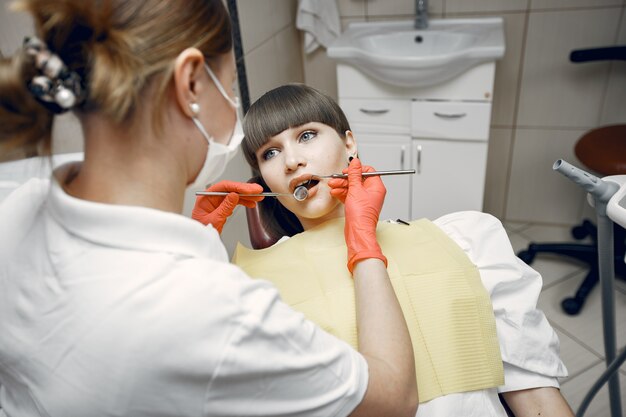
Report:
233,218,503,402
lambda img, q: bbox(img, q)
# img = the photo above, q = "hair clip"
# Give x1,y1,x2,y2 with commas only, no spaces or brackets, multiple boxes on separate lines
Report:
23,36,85,113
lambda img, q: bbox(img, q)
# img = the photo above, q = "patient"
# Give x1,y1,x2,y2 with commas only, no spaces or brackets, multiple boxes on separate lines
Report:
216,84,573,416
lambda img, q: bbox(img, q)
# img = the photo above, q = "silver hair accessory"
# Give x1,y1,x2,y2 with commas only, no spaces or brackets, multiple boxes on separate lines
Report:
23,36,85,113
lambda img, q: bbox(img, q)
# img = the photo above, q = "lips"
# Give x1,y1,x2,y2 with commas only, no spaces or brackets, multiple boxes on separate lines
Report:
288,174,322,201
289,174,317,193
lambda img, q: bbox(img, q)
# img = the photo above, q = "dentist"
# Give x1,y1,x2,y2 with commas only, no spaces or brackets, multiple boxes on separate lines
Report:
0,1,417,416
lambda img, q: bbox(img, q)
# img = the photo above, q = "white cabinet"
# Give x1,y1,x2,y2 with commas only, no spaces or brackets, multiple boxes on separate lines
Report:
410,139,487,220
337,62,495,220
356,134,412,221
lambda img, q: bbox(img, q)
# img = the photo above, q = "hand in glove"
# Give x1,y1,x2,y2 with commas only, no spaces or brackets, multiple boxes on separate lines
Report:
328,158,387,273
192,181,264,234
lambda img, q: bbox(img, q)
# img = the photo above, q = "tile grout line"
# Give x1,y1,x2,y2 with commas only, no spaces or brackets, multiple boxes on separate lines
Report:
560,357,605,385
541,269,586,291
551,321,606,360
504,223,533,234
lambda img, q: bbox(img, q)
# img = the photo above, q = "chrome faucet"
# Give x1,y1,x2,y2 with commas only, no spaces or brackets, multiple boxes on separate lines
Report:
415,0,428,29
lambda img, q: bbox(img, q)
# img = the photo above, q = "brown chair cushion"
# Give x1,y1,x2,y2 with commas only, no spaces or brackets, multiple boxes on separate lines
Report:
575,124,626,175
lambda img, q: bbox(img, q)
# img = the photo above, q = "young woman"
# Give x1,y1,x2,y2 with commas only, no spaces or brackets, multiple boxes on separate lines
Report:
0,2,417,416
208,84,574,417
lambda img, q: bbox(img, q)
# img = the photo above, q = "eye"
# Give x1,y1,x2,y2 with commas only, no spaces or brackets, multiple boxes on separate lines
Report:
299,130,317,143
261,148,280,161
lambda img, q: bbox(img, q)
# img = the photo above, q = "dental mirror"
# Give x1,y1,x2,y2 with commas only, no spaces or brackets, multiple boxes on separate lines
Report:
293,185,309,201
195,188,309,201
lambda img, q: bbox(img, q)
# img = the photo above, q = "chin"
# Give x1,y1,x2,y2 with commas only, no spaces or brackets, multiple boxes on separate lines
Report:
295,194,342,221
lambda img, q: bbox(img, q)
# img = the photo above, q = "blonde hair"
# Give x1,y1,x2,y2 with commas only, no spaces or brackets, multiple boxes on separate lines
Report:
0,0,232,158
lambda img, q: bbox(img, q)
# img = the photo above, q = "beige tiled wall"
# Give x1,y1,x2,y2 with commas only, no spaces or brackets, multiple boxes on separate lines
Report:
224,0,304,255
293,0,626,225
237,0,304,102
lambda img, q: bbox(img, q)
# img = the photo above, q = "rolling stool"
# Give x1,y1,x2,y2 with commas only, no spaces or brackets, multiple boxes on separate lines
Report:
517,125,626,315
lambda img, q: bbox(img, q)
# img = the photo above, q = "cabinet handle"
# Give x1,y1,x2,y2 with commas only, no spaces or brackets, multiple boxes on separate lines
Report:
400,145,406,168
434,112,467,119
417,145,422,174
359,108,389,115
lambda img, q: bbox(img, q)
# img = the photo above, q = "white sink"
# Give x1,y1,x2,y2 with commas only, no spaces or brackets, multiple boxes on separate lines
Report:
327,18,505,87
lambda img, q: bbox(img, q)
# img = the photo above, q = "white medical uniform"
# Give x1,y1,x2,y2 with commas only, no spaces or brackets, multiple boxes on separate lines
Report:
0,176,368,417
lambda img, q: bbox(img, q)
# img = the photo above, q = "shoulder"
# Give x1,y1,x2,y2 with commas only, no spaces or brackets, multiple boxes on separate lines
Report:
0,177,49,208
0,178,50,258
166,259,369,416
430,211,529,290
433,210,504,233
432,211,509,254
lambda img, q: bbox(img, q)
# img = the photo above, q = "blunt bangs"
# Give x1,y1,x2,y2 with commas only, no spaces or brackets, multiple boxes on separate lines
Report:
242,84,350,171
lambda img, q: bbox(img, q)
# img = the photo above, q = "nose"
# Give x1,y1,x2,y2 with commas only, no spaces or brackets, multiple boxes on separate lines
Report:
283,145,306,173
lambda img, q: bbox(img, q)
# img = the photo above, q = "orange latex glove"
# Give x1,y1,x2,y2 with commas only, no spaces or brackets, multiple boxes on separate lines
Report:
192,181,264,234
328,158,388,274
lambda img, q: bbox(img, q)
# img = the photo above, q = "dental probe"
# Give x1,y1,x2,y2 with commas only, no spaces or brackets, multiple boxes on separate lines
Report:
311,169,416,179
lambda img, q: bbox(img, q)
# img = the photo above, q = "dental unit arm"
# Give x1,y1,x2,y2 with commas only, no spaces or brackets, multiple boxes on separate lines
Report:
553,159,626,417
553,159,620,209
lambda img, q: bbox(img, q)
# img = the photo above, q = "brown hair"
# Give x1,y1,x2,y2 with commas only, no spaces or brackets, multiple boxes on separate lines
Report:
0,0,232,159
242,84,351,238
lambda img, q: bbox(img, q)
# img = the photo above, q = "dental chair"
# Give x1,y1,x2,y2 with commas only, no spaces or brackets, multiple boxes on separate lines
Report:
244,177,282,249
245,199,279,250
517,45,626,316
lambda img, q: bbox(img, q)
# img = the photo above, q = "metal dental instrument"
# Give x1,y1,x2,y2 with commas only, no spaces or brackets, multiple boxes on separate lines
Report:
195,169,416,202
294,169,416,200
291,169,416,201
310,169,416,180
195,186,310,202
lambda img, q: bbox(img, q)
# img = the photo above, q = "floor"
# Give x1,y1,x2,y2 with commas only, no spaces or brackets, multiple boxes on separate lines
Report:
503,220,626,417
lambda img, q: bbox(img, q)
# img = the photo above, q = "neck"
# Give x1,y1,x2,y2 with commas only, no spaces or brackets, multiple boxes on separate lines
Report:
62,113,188,214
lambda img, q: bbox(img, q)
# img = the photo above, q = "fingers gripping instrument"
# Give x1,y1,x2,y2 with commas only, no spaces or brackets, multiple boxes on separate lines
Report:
192,181,264,233
337,158,388,274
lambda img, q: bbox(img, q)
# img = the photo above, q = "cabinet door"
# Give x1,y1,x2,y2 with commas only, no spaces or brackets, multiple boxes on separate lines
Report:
355,134,412,221
411,139,487,220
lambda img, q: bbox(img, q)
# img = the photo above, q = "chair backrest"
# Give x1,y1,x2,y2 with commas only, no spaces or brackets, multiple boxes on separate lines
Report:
244,203,281,249
243,177,282,249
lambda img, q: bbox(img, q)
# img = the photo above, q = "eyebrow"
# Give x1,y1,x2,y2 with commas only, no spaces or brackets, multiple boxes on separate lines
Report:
256,138,277,158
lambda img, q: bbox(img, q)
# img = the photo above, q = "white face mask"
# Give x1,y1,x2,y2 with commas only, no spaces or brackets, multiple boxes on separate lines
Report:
187,63,244,190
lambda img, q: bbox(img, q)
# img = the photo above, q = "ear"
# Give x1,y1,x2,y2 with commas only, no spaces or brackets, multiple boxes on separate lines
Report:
173,48,206,118
344,130,357,159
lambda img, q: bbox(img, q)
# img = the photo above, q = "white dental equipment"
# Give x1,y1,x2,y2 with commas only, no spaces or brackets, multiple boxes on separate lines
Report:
553,159,626,417
195,169,416,202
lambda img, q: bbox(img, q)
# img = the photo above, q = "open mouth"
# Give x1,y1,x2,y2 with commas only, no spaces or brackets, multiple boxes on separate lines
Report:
303,179,319,190
293,177,319,192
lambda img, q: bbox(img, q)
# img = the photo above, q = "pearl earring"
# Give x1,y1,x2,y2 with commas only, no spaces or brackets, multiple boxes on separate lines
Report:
189,102,200,115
